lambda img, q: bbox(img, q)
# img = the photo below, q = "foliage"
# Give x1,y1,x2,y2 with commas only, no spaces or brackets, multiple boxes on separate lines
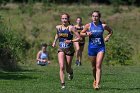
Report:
18,3,35,17
0,0,140,6
0,15,29,71
105,33,133,65
31,26,40,38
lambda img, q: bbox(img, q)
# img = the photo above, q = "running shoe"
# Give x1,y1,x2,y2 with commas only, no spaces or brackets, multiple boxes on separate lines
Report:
75,60,79,66
61,83,65,89
68,72,73,80
93,81,100,90
76,60,82,66
78,61,82,66
93,80,96,89
61,85,65,89
94,85,100,90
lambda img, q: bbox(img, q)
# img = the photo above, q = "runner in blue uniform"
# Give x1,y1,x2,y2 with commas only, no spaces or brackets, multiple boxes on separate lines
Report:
81,11,113,90
52,13,80,89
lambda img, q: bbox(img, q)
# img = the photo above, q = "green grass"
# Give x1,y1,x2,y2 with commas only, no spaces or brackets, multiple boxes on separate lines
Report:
0,3,140,93
0,63,140,93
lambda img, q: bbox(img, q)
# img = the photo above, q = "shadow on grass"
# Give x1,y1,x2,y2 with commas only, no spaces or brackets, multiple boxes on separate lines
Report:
102,87,140,91
0,72,37,80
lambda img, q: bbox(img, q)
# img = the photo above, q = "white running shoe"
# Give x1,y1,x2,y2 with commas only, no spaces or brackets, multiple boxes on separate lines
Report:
68,73,73,80
61,85,65,89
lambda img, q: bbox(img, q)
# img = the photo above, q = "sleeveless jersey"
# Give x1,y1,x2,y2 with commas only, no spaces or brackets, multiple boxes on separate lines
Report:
75,25,84,33
75,25,85,44
57,25,73,49
40,51,48,60
88,21,105,48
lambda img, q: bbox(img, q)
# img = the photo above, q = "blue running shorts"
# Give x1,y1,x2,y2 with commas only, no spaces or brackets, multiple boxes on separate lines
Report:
88,46,105,56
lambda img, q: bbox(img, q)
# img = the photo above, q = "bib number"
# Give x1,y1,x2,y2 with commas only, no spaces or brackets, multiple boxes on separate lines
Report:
59,42,69,48
91,38,101,45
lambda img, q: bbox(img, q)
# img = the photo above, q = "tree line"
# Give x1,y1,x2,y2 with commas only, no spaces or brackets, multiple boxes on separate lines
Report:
0,0,140,6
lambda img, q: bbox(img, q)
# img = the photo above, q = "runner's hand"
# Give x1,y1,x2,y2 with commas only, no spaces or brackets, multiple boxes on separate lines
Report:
52,42,56,47
65,40,72,44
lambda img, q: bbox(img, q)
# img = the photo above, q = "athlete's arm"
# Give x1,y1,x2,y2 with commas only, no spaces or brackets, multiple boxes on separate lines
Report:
80,24,92,37
65,26,80,44
74,25,80,33
52,34,58,47
52,26,59,47
71,26,81,42
36,51,42,62
102,23,113,42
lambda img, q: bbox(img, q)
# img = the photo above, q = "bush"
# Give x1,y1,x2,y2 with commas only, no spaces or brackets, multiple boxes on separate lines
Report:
18,3,35,17
0,15,29,71
31,26,41,38
104,33,133,65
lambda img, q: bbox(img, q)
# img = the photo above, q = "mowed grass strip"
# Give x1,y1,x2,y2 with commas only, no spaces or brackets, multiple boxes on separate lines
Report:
0,64,140,93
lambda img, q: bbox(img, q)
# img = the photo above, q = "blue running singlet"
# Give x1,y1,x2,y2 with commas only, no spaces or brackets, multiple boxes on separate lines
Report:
88,21,105,56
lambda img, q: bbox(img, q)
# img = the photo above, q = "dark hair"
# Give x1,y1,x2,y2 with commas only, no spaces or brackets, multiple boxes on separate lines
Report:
61,13,71,25
76,17,82,22
90,10,101,18
41,43,47,47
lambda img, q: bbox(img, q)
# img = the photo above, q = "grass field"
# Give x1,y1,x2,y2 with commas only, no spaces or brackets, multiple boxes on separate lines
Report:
0,63,140,93
0,3,140,93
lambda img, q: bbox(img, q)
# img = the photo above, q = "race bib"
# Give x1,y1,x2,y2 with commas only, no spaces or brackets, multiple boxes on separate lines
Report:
59,42,70,48
91,38,101,45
